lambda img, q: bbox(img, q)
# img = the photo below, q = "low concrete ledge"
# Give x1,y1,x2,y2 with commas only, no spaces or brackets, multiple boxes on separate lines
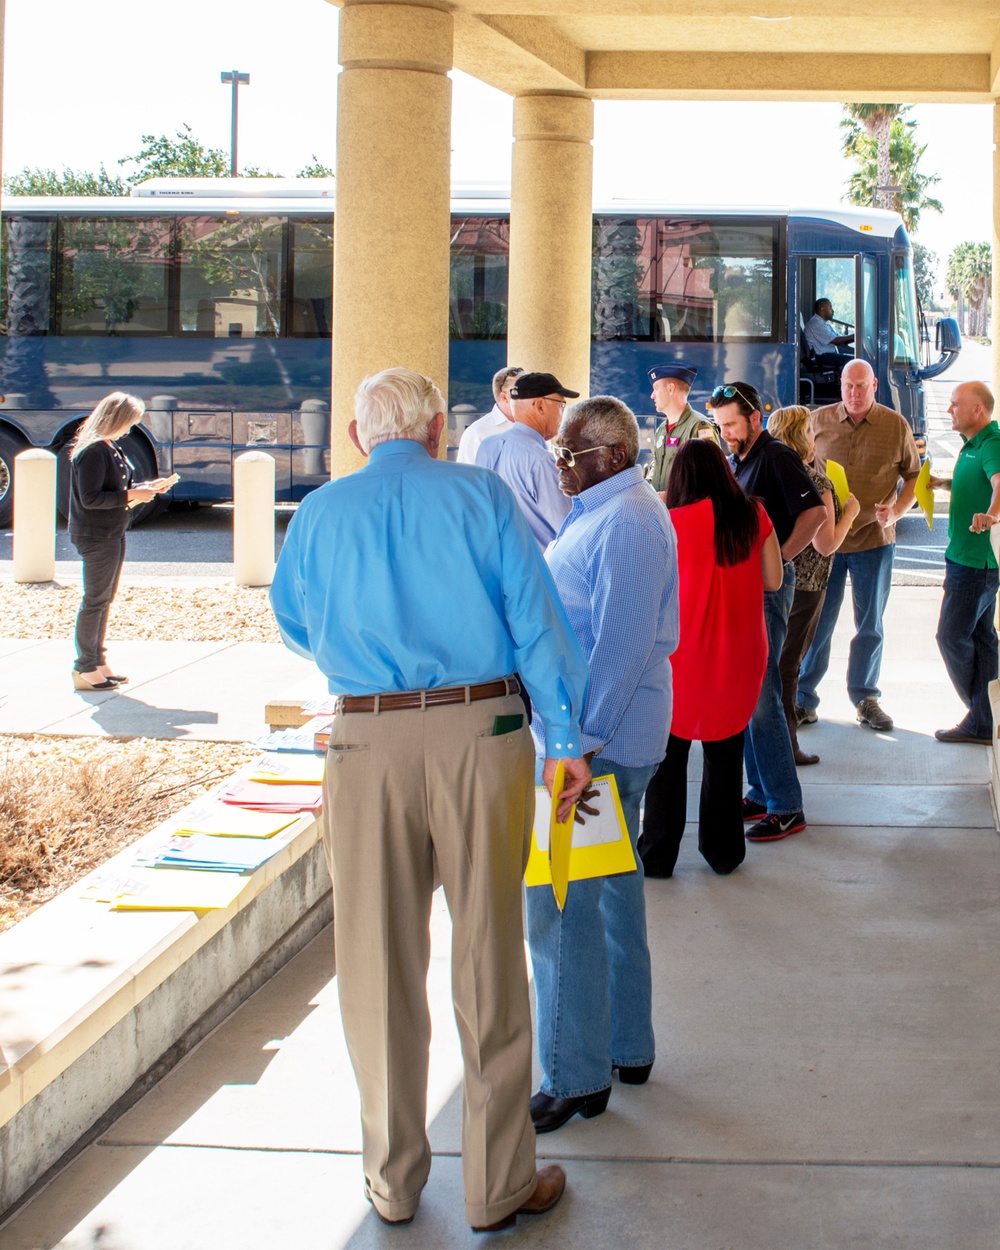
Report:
0,809,332,1215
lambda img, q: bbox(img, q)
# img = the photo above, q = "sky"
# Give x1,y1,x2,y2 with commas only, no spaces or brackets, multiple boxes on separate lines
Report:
2,0,992,294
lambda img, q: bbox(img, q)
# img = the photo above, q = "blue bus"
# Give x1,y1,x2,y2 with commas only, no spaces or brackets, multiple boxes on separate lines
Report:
0,179,960,526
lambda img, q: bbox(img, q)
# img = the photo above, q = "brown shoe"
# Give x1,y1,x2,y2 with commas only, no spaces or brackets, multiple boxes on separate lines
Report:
794,746,820,765
471,1164,566,1233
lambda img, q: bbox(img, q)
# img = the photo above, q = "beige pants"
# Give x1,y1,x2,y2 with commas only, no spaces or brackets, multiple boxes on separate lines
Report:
322,690,538,1227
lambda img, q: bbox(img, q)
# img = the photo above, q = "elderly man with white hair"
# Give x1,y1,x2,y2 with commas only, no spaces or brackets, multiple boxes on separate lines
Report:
526,395,679,1134
270,367,591,1233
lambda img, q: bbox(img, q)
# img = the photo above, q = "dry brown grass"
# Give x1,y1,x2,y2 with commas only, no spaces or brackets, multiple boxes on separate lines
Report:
0,581,281,643
0,735,258,931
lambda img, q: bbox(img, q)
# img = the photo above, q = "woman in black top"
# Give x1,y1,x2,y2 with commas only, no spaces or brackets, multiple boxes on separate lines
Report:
69,392,168,690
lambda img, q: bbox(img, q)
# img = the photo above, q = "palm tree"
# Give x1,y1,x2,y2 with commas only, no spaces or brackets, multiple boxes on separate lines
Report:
842,104,905,209
947,242,991,338
841,115,943,234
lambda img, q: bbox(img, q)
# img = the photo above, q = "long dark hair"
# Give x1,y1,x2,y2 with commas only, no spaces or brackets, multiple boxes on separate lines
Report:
666,438,760,566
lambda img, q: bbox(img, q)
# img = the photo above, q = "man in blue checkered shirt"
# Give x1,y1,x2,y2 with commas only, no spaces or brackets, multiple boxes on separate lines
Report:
526,394,680,1135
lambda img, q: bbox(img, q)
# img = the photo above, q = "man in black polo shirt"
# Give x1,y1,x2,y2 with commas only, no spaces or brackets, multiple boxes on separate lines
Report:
709,383,826,842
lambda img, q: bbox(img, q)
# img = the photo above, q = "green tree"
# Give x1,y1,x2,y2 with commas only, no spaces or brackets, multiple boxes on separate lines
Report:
841,111,943,234
119,123,286,181
912,243,938,307
297,155,335,178
947,241,991,338
3,164,127,196
842,104,905,209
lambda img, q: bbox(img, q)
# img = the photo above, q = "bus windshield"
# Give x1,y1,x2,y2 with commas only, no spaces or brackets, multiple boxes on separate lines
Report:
892,252,920,368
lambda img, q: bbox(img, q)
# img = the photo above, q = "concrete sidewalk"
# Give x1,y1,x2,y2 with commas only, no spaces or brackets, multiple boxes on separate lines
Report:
0,637,322,741
2,587,999,1248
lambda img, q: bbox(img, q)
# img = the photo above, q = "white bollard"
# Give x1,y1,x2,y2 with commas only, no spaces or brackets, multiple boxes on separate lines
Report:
233,450,276,587
13,448,57,584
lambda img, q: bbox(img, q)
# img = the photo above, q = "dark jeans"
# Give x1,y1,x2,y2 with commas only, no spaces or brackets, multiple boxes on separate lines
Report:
936,558,999,739
73,533,126,672
745,563,803,815
639,731,747,877
799,545,895,709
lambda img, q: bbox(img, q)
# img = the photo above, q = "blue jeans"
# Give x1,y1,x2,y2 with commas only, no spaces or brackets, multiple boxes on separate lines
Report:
745,563,803,816
526,757,657,1098
936,558,999,738
798,545,895,710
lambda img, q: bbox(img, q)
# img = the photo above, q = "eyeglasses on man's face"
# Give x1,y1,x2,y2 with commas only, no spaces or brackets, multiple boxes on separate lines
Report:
541,395,568,411
550,443,611,468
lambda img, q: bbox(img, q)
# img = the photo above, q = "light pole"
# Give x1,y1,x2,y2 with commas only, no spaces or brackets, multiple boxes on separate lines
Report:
220,70,250,177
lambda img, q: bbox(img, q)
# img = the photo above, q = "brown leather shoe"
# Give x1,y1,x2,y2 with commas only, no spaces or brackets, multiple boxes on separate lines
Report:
471,1164,566,1233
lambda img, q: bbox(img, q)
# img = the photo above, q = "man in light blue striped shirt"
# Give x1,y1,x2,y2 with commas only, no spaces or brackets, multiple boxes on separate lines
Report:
526,395,679,1135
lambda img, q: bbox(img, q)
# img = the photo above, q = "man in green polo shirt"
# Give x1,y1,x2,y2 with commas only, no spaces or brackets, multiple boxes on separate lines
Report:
929,381,1000,745
646,363,719,498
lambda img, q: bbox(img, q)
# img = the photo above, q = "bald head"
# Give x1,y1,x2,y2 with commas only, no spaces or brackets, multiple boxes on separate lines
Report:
841,359,877,420
948,381,995,439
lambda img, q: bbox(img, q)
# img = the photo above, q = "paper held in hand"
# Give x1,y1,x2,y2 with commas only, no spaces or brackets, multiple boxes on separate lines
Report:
525,773,637,904
913,456,934,530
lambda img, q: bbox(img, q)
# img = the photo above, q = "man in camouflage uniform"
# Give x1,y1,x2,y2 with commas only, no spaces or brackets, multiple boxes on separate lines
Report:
646,363,719,498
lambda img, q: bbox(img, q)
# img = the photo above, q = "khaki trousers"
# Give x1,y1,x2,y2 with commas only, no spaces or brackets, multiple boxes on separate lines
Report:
322,691,538,1228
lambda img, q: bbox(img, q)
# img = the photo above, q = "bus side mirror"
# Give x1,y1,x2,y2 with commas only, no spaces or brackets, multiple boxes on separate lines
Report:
936,317,961,354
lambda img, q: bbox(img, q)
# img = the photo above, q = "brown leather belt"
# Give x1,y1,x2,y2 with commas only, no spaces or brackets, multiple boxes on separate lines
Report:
334,676,521,714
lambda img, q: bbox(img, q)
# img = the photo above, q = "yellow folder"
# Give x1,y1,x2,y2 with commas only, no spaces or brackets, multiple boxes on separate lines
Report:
825,458,850,508
913,455,934,530
109,867,251,911
525,773,636,905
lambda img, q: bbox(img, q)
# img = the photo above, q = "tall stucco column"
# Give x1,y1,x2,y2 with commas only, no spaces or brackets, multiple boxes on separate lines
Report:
993,101,1000,393
508,93,594,397
332,2,453,475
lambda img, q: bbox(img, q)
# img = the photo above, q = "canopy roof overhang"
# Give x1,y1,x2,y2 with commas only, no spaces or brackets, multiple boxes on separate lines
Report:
330,0,1000,103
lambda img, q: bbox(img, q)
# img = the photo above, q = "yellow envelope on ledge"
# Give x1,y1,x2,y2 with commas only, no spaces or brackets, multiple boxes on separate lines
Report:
525,773,636,903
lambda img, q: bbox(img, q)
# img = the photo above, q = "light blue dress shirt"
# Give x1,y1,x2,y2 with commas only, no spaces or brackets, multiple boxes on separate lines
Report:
270,439,589,758
475,421,571,550
532,465,680,768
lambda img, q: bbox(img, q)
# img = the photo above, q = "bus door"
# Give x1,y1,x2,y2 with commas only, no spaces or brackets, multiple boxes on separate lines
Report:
857,254,878,369
797,255,856,403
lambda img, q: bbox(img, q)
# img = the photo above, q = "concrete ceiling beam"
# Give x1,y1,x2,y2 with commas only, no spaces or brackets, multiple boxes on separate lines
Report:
453,13,586,92
585,52,993,102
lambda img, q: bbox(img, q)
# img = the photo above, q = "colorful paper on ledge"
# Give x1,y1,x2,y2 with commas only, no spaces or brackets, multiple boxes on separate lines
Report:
250,752,326,785
172,806,299,839
110,867,250,911
218,778,323,812
525,774,636,898
825,459,850,507
914,455,934,530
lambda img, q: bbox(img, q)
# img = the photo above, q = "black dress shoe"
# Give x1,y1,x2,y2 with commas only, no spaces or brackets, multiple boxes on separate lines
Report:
935,725,992,745
530,1086,610,1133
613,1061,653,1085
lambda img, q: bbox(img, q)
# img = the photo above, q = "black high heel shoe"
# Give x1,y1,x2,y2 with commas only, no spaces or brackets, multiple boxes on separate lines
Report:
72,671,119,691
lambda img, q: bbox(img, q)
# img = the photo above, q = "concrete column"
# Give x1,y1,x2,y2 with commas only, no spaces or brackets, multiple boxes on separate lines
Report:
993,101,1000,393
332,1,453,476
508,93,594,397
233,451,275,587
13,449,56,583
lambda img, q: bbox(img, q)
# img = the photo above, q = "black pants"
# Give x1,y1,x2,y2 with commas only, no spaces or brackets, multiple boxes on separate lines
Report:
638,731,746,877
778,586,826,751
73,533,126,672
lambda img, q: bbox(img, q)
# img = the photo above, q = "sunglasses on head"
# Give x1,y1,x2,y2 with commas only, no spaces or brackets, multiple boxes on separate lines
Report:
711,384,757,410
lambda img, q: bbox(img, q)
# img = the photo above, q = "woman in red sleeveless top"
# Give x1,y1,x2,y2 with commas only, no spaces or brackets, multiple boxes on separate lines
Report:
638,439,782,877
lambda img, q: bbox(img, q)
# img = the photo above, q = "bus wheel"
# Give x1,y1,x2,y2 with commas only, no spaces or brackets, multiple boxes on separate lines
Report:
119,432,165,529
0,428,29,529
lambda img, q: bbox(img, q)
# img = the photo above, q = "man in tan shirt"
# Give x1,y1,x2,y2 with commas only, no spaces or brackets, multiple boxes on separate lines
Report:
796,359,921,731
